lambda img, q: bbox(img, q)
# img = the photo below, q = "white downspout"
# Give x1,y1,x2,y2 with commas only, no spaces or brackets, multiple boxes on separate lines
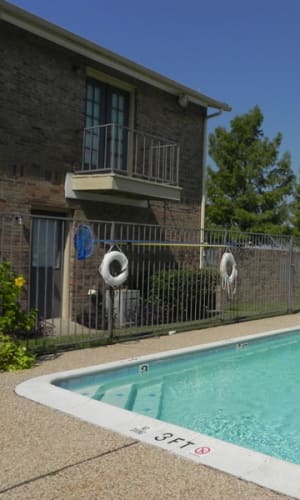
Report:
200,109,222,268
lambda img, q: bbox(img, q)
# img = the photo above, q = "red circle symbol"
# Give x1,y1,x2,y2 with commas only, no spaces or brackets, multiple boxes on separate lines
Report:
194,446,211,455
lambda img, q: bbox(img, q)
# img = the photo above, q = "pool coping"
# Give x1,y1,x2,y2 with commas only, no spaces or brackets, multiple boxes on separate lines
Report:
16,326,300,499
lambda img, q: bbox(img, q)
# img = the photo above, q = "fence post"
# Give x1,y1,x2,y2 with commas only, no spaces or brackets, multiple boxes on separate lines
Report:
107,222,115,341
107,288,114,342
288,235,295,312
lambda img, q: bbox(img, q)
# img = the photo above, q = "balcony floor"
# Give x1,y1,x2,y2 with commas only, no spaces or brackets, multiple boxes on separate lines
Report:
68,172,182,202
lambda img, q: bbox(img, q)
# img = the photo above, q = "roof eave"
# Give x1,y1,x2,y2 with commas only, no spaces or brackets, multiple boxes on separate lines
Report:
0,0,231,112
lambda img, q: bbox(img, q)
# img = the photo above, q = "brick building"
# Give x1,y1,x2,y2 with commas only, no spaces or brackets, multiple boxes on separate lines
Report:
0,0,231,322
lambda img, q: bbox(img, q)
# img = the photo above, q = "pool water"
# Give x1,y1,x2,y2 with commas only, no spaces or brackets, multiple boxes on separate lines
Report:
56,330,300,465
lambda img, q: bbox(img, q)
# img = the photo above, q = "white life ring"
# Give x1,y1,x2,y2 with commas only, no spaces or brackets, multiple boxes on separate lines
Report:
220,251,238,297
99,250,128,288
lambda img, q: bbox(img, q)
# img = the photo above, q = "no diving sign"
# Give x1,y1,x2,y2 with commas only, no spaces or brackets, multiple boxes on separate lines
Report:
192,446,211,456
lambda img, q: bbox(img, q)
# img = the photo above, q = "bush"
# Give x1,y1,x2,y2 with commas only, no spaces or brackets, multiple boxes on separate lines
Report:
145,267,218,324
0,261,36,370
0,261,37,337
0,333,35,371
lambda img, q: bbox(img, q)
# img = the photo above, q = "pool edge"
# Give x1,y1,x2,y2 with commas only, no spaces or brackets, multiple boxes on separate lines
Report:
15,326,300,499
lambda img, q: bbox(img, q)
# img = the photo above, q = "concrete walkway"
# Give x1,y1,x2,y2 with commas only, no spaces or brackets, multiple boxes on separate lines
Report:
1,315,300,500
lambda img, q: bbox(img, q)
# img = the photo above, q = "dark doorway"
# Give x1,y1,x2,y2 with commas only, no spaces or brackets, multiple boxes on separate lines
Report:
30,212,66,319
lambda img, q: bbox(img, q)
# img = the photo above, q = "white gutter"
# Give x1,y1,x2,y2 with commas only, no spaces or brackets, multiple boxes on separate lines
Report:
0,0,231,111
199,109,223,268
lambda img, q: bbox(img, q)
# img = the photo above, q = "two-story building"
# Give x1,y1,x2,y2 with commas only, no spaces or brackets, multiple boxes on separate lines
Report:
0,0,231,325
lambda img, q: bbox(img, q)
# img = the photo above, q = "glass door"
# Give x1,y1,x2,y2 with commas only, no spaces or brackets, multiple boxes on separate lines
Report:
30,213,65,319
107,88,129,172
84,79,129,171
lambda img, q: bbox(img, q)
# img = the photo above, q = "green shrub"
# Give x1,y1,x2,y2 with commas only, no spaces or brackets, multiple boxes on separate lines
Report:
146,267,218,324
0,333,35,371
0,261,37,337
0,261,36,370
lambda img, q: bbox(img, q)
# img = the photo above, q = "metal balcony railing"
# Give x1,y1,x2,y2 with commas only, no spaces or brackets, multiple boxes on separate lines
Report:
80,123,180,186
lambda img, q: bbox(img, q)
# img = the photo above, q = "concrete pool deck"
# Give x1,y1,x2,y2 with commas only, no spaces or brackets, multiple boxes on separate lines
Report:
1,315,300,500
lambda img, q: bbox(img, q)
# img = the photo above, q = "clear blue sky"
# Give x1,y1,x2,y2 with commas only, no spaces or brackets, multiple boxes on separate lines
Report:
7,0,300,176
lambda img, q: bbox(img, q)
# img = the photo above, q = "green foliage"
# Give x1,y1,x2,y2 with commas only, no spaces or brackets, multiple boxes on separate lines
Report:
0,333,35,371
147,268,218,323
291,182,300,237
206,106,295,234
0,261,36,371
0,261,37,337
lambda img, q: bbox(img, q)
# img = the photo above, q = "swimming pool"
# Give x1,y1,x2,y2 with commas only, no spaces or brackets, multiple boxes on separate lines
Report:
16,327,300,499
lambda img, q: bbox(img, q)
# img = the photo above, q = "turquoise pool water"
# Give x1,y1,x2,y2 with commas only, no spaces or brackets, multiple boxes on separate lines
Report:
55,330,300,465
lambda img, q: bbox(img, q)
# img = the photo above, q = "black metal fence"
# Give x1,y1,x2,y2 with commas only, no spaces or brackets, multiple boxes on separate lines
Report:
1,212,300,352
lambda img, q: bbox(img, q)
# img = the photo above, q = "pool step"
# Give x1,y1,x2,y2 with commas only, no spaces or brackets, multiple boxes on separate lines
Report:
94,381,163,418
132,383,162,418
69,383,102,399
97,384,134,408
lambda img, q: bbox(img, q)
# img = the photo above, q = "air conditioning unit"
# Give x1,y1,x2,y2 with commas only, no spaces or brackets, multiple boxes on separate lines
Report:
105,289,140,328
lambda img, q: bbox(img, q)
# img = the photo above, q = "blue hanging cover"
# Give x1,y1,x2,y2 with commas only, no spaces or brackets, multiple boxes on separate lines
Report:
74,224,94,260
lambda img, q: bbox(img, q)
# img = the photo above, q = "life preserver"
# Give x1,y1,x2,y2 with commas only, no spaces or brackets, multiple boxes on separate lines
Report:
99,250,128,288
220,251,238,298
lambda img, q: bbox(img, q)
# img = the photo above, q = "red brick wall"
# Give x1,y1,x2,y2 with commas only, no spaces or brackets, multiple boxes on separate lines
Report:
1,20,206,233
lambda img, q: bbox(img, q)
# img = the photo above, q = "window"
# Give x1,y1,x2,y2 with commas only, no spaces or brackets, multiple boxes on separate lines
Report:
84,79,130,172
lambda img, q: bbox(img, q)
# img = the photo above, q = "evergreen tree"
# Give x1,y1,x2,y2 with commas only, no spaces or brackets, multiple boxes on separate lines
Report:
206,106,295,234
291,181,300,236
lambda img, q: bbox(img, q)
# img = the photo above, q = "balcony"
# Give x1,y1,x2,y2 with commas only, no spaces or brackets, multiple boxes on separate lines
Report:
69,124,182,202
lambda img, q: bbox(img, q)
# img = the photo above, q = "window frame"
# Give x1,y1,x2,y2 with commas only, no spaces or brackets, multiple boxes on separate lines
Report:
84,68,135,173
